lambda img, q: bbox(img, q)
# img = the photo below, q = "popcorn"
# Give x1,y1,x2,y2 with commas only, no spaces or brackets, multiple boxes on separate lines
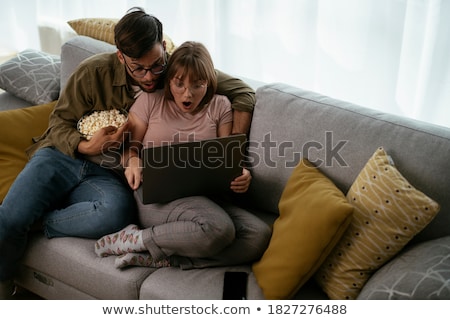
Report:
78,109,127,140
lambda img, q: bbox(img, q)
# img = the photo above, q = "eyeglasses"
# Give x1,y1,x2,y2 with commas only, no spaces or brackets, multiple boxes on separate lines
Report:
170,79,207,95
122,53,166,78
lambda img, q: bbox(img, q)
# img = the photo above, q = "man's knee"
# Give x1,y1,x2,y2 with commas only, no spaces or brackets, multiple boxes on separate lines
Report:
95,196,137,233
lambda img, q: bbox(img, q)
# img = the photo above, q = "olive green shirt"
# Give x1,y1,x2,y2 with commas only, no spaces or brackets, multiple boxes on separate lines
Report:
28,52,255,159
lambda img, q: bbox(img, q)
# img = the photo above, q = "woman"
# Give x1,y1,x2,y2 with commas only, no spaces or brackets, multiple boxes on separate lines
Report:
95,41,271,269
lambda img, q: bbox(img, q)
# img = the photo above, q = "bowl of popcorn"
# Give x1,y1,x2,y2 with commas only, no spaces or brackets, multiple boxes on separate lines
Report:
77,109,128,140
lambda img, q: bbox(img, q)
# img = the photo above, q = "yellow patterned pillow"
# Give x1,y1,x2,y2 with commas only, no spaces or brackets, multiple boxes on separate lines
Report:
67,18,177,54
315,147,440,299
68,18,117,44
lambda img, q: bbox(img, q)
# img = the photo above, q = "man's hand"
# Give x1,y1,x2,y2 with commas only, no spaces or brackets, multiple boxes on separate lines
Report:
78,122,130,156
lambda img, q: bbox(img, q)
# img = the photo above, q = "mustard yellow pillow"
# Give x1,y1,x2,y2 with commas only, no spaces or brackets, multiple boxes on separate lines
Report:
315,147,440,300
0,101,55,202
252,159,354,299
67,18,177,54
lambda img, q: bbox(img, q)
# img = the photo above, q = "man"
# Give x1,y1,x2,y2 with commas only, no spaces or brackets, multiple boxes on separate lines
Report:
0,7,256,299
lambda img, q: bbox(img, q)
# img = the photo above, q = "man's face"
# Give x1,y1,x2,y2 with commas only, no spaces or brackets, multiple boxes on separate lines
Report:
118,44,166,93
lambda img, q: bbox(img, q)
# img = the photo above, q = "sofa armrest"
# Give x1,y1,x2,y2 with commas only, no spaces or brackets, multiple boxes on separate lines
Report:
357,236,450,299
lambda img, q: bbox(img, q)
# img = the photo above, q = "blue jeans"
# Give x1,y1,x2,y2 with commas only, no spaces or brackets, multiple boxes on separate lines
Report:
0,147,136,281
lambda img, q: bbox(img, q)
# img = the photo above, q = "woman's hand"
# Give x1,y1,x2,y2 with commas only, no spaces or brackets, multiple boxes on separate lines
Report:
230,168,252,193
124,156,143,190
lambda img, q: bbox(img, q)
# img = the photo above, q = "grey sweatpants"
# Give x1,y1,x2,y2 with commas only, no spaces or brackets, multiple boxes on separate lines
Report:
135,194,271,269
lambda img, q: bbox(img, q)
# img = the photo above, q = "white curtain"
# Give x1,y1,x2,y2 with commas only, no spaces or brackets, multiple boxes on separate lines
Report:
1,0,449,128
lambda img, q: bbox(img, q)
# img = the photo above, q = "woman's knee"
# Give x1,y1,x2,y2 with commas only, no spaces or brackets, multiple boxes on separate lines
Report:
200,218,235,256
186,202,235,256
236,216,272,259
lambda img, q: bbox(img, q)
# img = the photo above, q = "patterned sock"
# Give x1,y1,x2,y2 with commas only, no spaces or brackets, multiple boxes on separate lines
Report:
115,253,171,269
95,224,145,257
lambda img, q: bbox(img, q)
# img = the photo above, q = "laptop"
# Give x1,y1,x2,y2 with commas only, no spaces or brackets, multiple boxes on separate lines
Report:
138,134,247,204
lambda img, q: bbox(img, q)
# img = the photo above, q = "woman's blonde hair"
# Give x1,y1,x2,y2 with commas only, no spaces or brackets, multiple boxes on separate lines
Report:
164,41,217,111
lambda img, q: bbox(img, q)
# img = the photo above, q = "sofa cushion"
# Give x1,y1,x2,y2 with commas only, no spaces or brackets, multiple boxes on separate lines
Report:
357,235,450,299
0,91,32,111
139,266,264,299
0,50,61,105
60,36,116,91
0,101,56,202
252,159,353,299
19,233,154,299
315,147,440,299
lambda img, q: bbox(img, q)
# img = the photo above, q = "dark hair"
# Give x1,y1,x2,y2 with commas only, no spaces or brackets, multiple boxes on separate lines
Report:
164,41,217,111
114,7,163,58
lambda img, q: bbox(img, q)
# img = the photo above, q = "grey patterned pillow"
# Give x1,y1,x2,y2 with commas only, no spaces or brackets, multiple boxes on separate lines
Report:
0,49,61,105
357,236,450,299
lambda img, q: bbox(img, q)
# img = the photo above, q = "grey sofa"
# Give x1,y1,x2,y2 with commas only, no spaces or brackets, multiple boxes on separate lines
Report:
1,35,450,300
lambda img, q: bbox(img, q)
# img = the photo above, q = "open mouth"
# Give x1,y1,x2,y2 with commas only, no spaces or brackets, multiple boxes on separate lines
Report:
183,101,192,107
141,82,156,92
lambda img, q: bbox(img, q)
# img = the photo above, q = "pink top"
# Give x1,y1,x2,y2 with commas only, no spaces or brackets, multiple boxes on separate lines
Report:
130,90,232,148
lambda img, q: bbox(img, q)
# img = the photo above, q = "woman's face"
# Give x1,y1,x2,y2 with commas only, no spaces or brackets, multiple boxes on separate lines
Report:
169,75,208,114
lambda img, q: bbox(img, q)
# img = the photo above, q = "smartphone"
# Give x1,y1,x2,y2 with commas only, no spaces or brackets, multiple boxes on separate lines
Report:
222,271,248,300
